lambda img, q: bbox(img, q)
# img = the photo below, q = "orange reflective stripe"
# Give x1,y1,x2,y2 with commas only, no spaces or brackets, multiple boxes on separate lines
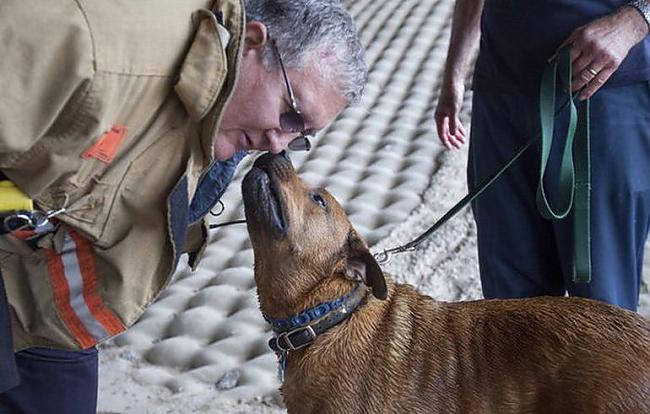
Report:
10,229,36,239
68,230,124,336
44,248,96,349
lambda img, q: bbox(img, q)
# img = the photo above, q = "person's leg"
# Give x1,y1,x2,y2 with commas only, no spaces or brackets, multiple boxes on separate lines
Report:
468,90,565,299
0,347,98,414
0,274,18,394
563,82,650,310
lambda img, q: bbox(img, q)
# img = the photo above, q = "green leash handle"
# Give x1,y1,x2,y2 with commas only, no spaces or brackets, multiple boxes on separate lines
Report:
537,47,591,283
537,47,578,219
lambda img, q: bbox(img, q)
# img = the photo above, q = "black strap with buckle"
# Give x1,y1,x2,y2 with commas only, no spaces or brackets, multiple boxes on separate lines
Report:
268,284,368,353
269,325,317,352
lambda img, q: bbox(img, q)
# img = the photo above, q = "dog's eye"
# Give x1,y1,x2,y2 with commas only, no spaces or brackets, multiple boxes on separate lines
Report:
310,192,327,209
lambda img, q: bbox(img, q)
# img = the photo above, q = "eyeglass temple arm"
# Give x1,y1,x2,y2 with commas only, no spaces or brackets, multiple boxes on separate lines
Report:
271,40,300,112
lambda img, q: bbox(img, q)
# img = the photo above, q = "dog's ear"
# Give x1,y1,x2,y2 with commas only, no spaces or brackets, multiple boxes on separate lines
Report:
345,232,387,300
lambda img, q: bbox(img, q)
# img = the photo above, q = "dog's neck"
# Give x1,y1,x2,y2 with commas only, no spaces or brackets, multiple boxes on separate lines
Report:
263,280,368,355
256,272,360,321
263,282,367,333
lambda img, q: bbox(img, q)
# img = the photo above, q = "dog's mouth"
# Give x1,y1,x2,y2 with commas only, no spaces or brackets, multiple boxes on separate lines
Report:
242,153,289,238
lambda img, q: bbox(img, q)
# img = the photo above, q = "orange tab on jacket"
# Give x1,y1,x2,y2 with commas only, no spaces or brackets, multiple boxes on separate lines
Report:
82,125,127,164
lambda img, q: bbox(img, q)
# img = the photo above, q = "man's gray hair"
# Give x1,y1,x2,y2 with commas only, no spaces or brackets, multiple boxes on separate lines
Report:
244,0,367,105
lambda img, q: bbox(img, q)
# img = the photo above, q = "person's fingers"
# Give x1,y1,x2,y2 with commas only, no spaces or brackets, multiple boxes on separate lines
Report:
434,83,466,149
448,132,462,149
457,121,467,138
452,118,467,144
572,52,592,77
447,117,467,149
436,115,453,149
446,130,462,149
572,64,601,92
448,136,463,149
449,116,460,138
579,66,615,100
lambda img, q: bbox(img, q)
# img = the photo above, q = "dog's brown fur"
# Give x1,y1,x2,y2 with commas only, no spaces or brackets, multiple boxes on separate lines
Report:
242,153,650,414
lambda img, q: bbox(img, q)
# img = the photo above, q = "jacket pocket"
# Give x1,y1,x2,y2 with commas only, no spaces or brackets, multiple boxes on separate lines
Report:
94,127,190,249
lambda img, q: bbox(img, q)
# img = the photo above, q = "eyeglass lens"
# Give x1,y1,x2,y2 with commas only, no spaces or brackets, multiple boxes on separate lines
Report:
288,136,312,152
279,110,304,133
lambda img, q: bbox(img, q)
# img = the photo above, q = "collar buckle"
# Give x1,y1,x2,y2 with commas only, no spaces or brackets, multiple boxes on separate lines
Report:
275,325,316,351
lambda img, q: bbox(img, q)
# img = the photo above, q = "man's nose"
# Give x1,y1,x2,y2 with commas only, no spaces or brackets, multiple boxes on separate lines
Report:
264,130,293,154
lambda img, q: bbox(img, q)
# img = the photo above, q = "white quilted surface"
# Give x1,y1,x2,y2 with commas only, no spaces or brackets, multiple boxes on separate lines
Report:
98,0,650,412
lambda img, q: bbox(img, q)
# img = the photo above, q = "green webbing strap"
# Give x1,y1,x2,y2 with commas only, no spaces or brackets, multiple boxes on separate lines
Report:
573,100,591,283
536,47,591,283
537,48,578,220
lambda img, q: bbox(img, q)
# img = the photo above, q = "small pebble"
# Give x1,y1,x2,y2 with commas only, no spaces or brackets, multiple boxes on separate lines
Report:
215,370,240,391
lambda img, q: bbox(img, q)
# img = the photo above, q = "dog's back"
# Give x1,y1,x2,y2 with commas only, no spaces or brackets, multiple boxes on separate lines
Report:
284,280,650,414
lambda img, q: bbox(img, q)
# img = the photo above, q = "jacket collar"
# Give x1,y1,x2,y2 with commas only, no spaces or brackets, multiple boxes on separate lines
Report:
174,0,245,162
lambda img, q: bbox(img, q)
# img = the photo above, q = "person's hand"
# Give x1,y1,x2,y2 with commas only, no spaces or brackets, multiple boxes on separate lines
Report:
434,77,467,150
557,6,649,100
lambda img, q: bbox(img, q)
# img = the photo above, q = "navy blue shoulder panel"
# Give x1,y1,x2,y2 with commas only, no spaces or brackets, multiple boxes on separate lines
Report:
188,150,248,224
168,174,189,265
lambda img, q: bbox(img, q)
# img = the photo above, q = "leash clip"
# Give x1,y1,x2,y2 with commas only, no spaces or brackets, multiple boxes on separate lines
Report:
374,250,392,265
374,245,417,265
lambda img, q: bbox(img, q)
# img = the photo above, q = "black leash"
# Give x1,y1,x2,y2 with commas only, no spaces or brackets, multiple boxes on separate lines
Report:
373,135,535,264
209,219,246,229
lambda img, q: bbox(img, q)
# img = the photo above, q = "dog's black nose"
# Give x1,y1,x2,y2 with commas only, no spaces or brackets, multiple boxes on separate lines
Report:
253,151,292,169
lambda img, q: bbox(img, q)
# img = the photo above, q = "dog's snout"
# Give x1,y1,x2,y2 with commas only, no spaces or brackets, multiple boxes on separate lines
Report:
252,151,295,179
253,151,291,167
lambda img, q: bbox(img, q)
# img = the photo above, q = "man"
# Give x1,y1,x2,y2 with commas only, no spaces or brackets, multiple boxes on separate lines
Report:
435,1,650,309
0,0,366,412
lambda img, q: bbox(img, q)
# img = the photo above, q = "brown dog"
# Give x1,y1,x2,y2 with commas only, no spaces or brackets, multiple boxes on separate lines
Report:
242,152,650,414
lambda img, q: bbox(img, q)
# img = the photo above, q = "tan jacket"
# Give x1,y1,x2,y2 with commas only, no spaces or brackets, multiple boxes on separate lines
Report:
0,0,244,350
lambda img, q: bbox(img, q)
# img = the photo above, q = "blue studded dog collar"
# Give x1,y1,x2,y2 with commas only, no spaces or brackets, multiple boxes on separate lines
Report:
263,284,368,352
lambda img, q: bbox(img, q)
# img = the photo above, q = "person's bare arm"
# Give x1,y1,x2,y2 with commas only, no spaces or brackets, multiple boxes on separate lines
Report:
560,1,650,100
434,0,484,150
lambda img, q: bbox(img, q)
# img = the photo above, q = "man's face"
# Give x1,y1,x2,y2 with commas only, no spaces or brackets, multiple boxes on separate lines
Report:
215,24,347,161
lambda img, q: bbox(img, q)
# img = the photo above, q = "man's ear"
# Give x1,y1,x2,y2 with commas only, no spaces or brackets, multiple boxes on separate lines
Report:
244,21,268,53
344,231,388,300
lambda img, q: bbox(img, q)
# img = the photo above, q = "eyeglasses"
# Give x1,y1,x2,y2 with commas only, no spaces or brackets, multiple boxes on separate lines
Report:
271,40,313,152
